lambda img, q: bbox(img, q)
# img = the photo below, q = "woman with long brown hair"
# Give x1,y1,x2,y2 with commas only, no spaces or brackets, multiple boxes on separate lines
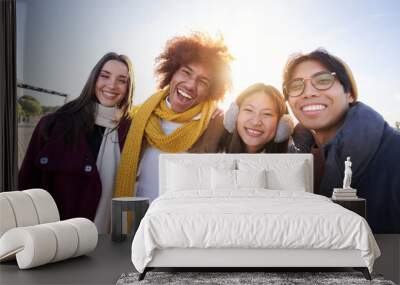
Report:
19,52,135,233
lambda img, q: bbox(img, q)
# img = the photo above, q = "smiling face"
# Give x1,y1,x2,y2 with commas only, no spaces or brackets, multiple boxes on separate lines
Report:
237,91,279,153
287,60,354,144
95,60,129,107
168,62,212,113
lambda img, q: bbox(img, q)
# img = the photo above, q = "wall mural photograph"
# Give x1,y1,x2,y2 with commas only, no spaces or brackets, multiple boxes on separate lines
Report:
1,0,399,284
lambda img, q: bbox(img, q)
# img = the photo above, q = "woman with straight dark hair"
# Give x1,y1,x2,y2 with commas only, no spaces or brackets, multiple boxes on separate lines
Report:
19,52,135,233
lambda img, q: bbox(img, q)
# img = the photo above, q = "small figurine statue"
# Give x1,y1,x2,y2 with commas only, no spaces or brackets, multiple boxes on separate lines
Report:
342,157,353,189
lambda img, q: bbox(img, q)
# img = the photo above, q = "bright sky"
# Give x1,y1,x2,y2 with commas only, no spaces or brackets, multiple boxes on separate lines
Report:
17,0,400,126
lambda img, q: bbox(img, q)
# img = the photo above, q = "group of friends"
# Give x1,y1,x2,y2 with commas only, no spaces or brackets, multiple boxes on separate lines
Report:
19,32,400,235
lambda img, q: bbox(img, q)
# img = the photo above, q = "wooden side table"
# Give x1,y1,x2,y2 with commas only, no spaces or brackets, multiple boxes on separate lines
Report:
331,198,366,219
111,197,150,242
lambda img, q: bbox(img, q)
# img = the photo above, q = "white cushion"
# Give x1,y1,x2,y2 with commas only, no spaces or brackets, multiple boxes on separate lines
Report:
159,155,237,195
267,163,307,191
24,189,60,224
65,218,98,257
166,159,236,192
0,191,39,227
166,162,211,191
211,168,236,190
238,159,308,191
42,221,79,262
236,169,267,189
0,189,60,238
0,196,17,237
211,169,268,191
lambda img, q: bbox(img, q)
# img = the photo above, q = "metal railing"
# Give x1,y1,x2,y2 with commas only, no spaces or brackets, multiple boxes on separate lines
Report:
17,82,69,103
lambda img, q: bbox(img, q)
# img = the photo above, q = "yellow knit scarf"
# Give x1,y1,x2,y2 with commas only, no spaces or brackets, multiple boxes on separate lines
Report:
114,87,215,198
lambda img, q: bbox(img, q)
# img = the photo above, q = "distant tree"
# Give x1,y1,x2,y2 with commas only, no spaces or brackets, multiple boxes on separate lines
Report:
20,95,36,102
18,95,42,117
42,105,60,114
16,101,24,122
16,101,23,116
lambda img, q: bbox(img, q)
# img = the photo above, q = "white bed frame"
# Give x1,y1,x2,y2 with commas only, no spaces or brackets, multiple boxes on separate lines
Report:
139,154,370,280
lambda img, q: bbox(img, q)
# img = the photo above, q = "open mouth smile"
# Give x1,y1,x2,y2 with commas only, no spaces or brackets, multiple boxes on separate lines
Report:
245,127,264,137
301,104,327,115
102,91,119,100
177,88,193,101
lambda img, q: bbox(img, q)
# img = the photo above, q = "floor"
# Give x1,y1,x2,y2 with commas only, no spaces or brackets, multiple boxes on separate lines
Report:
0,235,133,285
0,235,398,284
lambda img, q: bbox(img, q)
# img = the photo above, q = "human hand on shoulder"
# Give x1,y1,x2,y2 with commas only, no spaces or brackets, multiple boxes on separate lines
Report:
211,106,224,119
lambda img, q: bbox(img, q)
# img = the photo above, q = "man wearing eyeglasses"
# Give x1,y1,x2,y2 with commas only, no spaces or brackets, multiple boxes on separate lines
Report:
282,49,400,234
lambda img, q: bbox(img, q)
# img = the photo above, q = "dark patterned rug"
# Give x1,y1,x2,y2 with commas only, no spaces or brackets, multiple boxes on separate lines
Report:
116,271,396,285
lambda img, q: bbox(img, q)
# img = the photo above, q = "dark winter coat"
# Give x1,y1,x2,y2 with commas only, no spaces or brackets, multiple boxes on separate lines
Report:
293,102,400,233
18,114,130,221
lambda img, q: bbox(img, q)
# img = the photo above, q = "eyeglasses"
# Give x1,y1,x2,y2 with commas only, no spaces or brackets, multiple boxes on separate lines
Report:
283,71,336,98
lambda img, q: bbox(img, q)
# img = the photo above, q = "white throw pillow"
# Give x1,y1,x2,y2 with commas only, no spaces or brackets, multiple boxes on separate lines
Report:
266,163,307,191
236,169,267,189
211,168,267,190
166,162,211,191
238,159,308,192
211,168,236,190
166,159,236,192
